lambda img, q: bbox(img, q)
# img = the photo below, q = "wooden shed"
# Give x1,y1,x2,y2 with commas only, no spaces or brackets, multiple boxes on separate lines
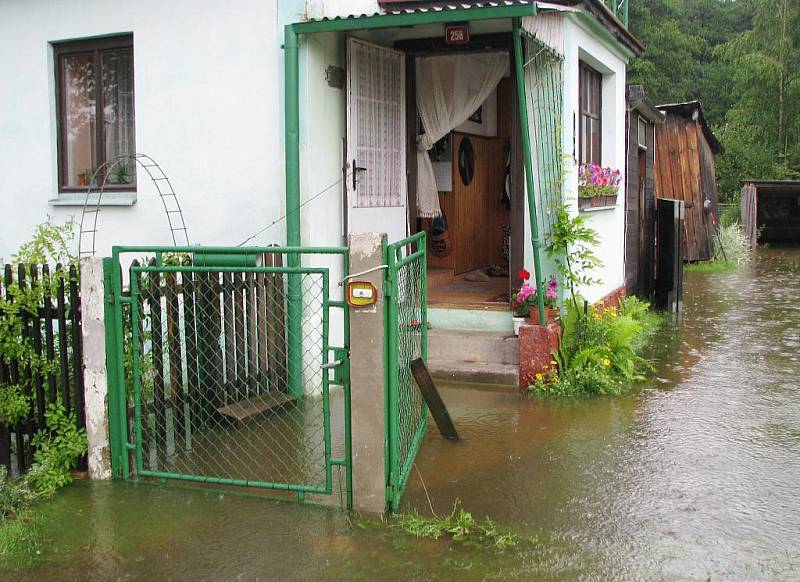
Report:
654,101,722,262
741,180,800,247
625,85,665,297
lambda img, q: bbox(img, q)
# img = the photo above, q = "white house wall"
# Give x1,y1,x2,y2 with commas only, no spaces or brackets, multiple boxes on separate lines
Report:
0,0,283,259
525,12,629,304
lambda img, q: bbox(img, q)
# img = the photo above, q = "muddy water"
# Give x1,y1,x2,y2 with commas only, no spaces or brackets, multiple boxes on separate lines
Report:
3,249,800,581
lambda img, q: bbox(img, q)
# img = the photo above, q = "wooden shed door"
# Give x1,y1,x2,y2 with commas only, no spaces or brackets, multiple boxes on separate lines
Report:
346,37,407,241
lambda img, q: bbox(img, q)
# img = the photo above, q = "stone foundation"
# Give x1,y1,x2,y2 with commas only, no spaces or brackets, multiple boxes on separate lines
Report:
518,321,561,390
596,285,627,309
517,286,628,390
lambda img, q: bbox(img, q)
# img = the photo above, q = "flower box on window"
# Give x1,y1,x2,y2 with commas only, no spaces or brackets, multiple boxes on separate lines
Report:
578,194,618,210
578,163,621,211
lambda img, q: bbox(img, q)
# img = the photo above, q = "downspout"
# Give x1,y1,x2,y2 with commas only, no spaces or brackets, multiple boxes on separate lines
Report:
512,18,547,325
284,24,302,397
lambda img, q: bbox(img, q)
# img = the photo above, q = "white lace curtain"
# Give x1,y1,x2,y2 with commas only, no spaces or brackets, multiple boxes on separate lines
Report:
415,52,509,217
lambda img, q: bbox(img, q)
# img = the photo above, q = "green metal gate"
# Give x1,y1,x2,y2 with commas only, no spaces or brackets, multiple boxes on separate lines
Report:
384,232,428,511
104,246,352,508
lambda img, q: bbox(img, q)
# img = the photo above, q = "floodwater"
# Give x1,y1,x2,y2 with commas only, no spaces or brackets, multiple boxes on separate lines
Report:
3,249,800,581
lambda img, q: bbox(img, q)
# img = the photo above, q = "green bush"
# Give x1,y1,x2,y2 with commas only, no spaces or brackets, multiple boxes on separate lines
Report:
719,203,741,228
29,402,88,496
529,296,660,397
0,466,43,520
713,223,751,265
0,402,86,522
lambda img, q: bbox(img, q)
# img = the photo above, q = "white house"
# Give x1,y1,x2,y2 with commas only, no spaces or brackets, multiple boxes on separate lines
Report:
0,0,641,346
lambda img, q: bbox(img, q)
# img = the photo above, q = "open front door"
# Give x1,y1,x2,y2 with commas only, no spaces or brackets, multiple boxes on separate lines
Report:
346,37,407,241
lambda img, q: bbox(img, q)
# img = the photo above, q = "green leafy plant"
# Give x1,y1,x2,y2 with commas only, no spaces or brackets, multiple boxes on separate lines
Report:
10,216,76,266
395,499,536,553
1,218,76,425
714,223,752,265
1,219,85,515
530,296,661,398
545,204,603,307
0,466,43,520
29,401,88,495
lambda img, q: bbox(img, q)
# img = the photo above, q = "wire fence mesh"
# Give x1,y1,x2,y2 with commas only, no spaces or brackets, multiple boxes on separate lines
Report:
386,233,428,510
122,257,335,493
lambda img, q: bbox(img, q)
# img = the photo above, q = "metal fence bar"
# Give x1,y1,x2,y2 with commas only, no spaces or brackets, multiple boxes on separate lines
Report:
384,232,428,511
105,247,351,508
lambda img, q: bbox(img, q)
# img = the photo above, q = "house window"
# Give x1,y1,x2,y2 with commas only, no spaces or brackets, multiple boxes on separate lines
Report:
579,62,602,165
54,35,136,192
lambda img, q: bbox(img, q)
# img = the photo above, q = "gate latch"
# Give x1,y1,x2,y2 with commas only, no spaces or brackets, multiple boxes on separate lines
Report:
326,347,350,386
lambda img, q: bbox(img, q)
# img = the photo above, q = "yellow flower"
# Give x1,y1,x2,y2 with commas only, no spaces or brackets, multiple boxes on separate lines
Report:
550,360,557,366
603,358,611,367
535,373,543,382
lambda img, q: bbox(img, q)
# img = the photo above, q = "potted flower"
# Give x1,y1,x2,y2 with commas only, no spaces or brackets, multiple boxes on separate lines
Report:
541,275,559,322
578,163,621,210
525,276,560,325
511,269,535,335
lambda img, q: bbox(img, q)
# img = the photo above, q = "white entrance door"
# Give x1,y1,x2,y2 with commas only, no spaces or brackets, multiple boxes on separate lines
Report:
346,37,407,241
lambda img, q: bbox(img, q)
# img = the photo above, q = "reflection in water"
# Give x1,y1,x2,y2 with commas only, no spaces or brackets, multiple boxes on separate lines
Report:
5,249,800,581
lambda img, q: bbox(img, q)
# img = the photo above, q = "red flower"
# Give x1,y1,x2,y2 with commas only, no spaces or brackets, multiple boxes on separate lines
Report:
518,269,530,281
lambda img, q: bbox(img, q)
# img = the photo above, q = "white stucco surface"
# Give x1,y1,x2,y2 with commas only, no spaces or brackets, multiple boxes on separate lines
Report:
524,12,630,304
0,0,284,259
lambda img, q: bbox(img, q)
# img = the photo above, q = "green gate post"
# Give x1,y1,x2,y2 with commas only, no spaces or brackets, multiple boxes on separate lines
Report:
513,18,547,325
103,256,129,479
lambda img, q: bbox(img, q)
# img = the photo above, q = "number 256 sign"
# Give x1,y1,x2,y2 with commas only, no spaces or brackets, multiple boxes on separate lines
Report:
445,24,470,45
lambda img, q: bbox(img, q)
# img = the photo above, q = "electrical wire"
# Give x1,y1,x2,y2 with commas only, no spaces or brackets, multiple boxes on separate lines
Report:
236,172,353,247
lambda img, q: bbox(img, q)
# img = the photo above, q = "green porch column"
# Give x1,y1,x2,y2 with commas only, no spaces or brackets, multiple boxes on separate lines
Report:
513,18,547,324
284,24,303,397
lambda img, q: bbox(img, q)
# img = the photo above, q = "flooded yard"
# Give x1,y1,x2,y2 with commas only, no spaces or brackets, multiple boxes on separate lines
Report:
3,249,799,581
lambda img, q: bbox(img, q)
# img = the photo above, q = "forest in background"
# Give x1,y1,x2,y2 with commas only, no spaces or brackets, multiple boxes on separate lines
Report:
627,0,800,202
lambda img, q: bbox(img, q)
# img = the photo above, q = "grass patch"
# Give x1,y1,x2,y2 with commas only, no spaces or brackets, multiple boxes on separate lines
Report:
684,260,738,273
0,511,44,570
393,499,538,554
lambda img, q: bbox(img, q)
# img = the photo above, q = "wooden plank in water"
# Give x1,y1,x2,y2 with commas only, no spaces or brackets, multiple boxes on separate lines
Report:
216,392,297,422
410,358,459,441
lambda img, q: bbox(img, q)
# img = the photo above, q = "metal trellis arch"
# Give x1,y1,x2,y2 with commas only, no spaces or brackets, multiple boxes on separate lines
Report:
78,154,190,257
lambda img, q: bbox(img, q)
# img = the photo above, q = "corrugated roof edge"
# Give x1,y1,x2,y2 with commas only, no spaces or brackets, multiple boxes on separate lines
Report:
296,1,643,55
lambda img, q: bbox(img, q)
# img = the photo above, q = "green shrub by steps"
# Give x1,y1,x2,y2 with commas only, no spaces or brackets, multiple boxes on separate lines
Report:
529,296,661,397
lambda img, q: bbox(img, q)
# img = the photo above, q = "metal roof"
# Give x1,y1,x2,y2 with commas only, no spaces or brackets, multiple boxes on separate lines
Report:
294,1,643,55
380,0,536,13
304,1,535,22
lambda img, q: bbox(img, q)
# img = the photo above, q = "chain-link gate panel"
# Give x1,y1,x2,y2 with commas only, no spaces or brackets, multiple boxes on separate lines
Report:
385,233,428,511
107,247,351,507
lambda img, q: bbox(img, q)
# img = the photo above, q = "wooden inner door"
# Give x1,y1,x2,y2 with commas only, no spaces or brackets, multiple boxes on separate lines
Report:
429,132,509,275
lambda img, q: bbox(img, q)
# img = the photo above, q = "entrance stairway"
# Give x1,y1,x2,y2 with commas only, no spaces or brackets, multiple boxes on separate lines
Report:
426,328,519,386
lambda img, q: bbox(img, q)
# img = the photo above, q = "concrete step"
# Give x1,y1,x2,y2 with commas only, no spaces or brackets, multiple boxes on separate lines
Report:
426,359,519,386
427,328,519,365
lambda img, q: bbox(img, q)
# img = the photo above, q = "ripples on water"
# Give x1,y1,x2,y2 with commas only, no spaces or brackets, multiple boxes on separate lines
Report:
5,250,800,581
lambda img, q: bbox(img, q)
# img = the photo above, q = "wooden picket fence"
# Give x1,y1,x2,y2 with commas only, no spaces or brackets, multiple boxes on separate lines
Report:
0,263,85,475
